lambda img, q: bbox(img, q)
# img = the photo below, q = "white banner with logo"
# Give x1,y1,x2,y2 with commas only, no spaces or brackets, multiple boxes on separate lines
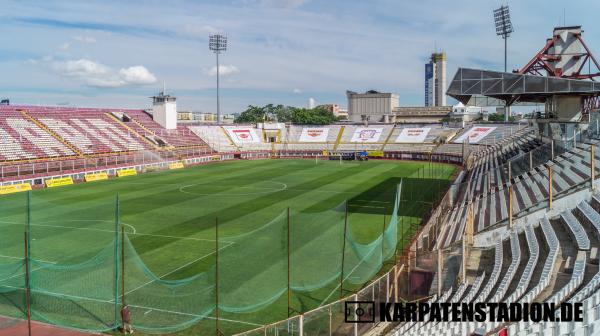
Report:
454,126,497,144
395,127,431,143
350,128,384,143
299,127,329,142
225,127,261,144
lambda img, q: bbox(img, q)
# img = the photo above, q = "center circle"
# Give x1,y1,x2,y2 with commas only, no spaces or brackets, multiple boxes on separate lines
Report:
179,180,287,196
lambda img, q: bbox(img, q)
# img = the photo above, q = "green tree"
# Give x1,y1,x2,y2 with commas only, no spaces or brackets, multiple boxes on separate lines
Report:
234,105,266,123
235,104,339,124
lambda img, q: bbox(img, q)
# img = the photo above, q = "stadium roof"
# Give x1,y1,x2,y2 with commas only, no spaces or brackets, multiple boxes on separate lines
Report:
447,68,600,106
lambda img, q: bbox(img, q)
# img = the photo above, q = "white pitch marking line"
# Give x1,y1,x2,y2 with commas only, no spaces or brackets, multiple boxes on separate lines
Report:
120,241,235,298
0,220,228,243
178,181,288,196
0,254,57,265
0,284,263,327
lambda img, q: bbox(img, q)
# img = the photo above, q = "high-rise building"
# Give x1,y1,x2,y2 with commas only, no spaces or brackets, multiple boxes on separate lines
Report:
424,52,447,106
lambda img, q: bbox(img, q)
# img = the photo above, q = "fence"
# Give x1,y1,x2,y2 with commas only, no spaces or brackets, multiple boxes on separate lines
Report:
0,146,216,182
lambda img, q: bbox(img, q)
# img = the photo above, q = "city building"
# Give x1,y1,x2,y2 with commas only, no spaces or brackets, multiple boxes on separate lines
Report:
346,90,399,122
425,52,447,107
316,104,348,119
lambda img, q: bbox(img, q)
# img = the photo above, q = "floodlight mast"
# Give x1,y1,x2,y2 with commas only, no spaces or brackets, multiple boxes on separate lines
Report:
494,5,514,72
493,5,514,121
209,34,227,124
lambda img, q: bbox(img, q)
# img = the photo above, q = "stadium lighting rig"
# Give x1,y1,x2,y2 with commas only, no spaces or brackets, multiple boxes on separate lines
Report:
493,5,514,121
494,5,514,72
209,34,228,125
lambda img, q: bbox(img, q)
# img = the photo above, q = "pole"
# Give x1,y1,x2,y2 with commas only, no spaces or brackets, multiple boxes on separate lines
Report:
216,51,221,125
437,247,442,297
504,36,507,73
215,217,220,336
115,194,120,325
381,207,387,262
24,232,32,336
287,207,292,317
549,166,554,209
340,201,349,298
508,185,513,228
121,226,125,311
592,145,596,192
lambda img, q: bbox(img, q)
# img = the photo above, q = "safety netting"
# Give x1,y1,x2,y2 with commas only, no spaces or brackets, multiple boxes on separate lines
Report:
0,182,402,334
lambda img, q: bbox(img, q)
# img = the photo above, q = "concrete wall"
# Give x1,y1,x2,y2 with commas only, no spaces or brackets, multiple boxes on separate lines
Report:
347,93,399,122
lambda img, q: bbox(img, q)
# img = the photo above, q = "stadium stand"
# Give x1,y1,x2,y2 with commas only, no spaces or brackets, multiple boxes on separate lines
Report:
0,109,77,161
0,105,210,164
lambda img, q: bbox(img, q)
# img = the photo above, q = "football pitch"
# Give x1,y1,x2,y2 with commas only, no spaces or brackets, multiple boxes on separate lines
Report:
0,158,456,335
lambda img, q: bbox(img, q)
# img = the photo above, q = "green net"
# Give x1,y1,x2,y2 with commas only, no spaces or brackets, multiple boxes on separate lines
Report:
344,184,400,286
220,211,287,314
290,202,345,292
0,181,402,334
122,234,215,333
0,191,30,324
28,192,119,332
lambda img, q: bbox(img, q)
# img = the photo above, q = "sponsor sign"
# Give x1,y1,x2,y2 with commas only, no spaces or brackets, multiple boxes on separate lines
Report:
454,127,497,144
85,172,109,182
117,168,137,177
299,127,329,142
395,127,431,143
0,183,32,195
169,162,185,170
225,127,260,144
46,177,73,188
367,150,384,157
211,155,221,161
350,128,384,143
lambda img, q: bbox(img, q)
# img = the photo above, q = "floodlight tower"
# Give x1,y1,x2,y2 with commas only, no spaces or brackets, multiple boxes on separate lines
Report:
494,5,514,121
494,5,514,72
209,34,227,124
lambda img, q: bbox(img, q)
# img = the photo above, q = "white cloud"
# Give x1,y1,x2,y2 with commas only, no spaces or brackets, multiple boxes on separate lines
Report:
53,59,157,88
73,35,96,43
118,66,157,85
60,42,71,50
293,88,302,94
183,24,220,37
260,0,310,8
204,65,239,77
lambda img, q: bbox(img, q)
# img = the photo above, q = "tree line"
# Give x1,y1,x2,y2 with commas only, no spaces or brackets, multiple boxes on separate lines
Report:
235,104,339,124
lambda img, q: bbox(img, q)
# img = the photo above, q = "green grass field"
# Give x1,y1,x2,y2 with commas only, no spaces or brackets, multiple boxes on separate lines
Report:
0,158,456,335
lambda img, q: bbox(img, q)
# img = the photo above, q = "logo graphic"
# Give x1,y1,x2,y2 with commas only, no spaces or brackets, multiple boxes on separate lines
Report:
307,130,322,137
359,130,376,140
233,129,252,140
345,301,375,323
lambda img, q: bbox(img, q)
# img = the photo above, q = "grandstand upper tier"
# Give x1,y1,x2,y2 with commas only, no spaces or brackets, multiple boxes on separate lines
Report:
0,105,209,162
189,123,526,154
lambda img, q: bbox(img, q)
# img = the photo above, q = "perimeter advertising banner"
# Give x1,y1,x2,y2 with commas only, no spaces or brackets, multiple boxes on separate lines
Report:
46,177,74,188
117,168,137,177
350,128,384,143
395,127,431,143
169,162,185,170
85,172,109,182
454,126,497,144
299,127,329,142
225,127,260,144
0,183,32,195
367,150,384,157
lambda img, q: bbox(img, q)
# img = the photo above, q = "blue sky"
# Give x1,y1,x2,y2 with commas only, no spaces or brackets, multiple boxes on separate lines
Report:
1,0,600,114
